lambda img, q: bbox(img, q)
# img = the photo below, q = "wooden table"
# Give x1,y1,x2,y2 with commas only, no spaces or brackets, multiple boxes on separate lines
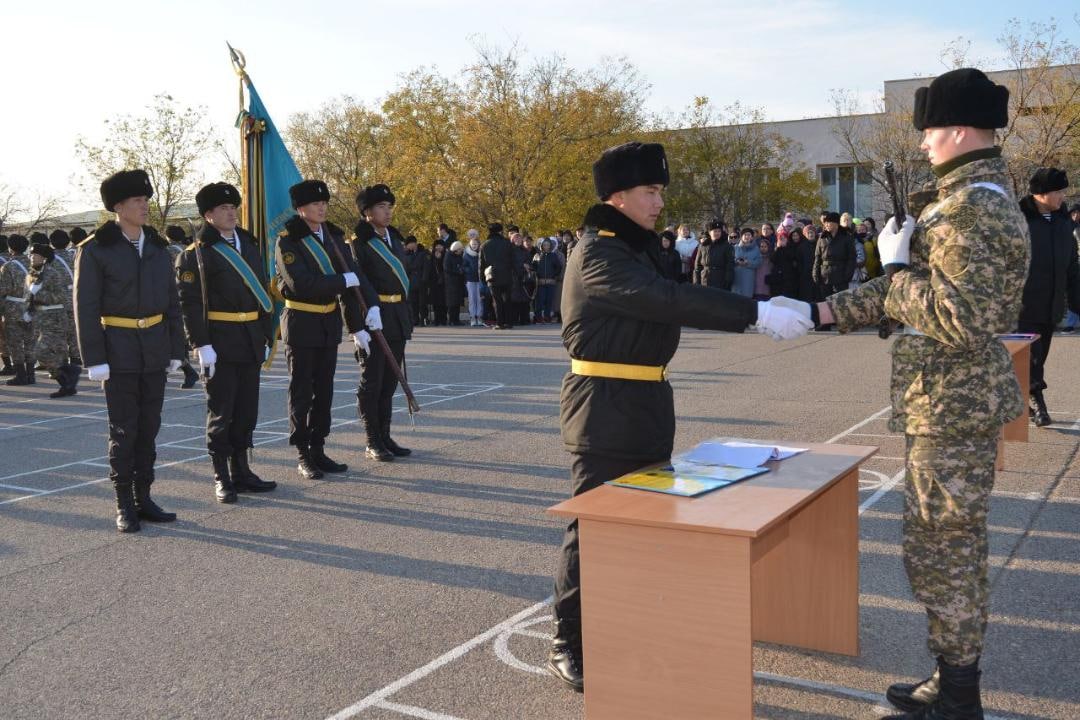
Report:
998,336,1038,469
548,440,877,720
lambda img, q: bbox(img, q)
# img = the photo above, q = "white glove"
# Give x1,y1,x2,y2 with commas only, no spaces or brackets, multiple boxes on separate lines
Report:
755,301,814,341
365,306,382,331
21,312,31,323
28,283,42,295
265,345,271,362
87,363,110,382
763,296,811,323
352,330,371,355
343,272,360,288
196,345,216,379
877,215,916,266
168,359,183,374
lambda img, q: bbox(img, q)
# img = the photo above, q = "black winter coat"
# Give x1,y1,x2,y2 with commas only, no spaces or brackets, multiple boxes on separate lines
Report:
770,243,800,298
480,233,514,287
692,240,734,289
275,216,373,348
444,251,466,308
1018,196,1080,324
73,221,185,373
794,238,817,301
813,230,857,289
348,221,413,345
560,204,758,461
176,224,273,364
429,251,447,306
657,247,682,281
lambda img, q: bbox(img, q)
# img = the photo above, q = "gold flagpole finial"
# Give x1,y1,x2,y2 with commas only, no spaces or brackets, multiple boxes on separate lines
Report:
227,42,247,78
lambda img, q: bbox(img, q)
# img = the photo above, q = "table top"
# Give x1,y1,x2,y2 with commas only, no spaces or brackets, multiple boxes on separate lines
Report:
548,440,877,538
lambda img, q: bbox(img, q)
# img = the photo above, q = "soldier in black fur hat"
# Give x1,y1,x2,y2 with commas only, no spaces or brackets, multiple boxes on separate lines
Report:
276,179,380,479
547,141,811,692
0,233,34,384
75,169,186,532
349,184,413,462
177,182,277,503
1016,168,1079,426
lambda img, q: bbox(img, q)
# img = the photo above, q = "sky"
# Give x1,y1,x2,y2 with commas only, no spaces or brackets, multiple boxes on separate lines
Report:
0,0,1071,215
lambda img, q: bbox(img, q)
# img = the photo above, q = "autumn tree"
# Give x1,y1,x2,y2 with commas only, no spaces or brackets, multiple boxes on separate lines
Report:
662,98,823,229
75,93,218,227
0,179,65,234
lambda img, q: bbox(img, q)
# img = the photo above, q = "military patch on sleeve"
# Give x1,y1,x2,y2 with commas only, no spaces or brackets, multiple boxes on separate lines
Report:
180,271,196,284
282,252,296,265
946,203,979,234
940,245,973,278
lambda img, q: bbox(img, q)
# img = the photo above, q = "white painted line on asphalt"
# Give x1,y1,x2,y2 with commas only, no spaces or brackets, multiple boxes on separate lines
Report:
325,597,553,720
859,470,906,515
0,384,503,506
866,455,905,461
0,392,201,432
0,482,47,494
373,701,467,720
848,432,900,439
826,406,891,444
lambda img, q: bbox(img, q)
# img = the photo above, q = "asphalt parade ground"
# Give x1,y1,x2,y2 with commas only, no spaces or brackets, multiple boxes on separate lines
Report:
0,325,1077,720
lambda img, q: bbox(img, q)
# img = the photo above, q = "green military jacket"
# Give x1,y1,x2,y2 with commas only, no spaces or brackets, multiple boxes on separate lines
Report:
828,149,1029,438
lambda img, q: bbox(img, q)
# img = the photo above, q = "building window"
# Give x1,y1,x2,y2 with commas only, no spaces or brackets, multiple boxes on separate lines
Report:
820,164,872,218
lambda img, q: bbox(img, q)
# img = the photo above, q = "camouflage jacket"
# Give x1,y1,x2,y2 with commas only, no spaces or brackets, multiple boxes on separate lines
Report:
0,256,31,318
28,261,69,313
828,149,1029,438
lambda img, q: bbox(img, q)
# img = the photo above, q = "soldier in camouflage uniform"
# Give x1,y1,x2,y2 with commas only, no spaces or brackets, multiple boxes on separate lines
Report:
805,69,1025,720
0,234,35,386
26,243,80,398
49,229,80,367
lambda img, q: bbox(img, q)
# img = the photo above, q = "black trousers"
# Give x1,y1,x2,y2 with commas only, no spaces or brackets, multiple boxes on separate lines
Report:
1017,321,1055,393
205,360,261,455
357,333,406,438
553,451,667,623
410,288,428,325
490,284,512,327
285,344,337,448
104,370,166,481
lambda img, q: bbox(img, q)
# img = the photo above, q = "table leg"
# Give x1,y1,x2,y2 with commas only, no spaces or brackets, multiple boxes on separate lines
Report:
1004,346,1030,442
750,469,860,656
579,519,753,719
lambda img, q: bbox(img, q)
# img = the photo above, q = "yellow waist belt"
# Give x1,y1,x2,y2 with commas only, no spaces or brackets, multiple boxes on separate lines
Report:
285,300,337,314
101,314,163,329
378,293,403,303
571,359,667,382
208,310,261,322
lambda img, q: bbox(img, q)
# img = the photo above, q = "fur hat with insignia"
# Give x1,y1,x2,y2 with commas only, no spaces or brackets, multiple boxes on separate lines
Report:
7,234,28,254
289,179,331,209
49,229,71,249
356,184,396,212
30,232,48,246
912,68,1009,131
100,169,154,211
30,243,55,262
196,182,242,215
592,141,669,200
1029,168,1069,195
164,225,188,244
70,227,88,244
706,218,724,231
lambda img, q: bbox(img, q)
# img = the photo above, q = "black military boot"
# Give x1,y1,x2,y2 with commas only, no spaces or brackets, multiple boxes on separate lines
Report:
113,478,140,533
0,356,14,376
180,361,199,389
296,445,323,479
383,420,412,457
211,453,237,504
887,666,940,712
49,364,79,399
24,361,35,384
364,421,394,462
5,363,28,386
133,472,177,522
546,619,584,692
310,445,347,473
230,450,276,492
883,657,983,720
1032,391,1052,427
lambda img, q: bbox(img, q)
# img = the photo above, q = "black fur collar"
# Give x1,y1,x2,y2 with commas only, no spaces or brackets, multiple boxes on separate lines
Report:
92,220,167,248
352,220,403,245
282,215,346,241
582,203,658,253
196,223,250,247
1019,195,1068,222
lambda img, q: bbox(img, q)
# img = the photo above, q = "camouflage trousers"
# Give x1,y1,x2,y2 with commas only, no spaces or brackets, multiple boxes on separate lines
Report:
903,433,998,665
0,315,5,356
1,310,33,363
32,309,69,371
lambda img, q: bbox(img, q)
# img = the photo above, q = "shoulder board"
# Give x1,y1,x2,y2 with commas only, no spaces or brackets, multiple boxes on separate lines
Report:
185,242,197,251
597,230,616,237
77,234,96,248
